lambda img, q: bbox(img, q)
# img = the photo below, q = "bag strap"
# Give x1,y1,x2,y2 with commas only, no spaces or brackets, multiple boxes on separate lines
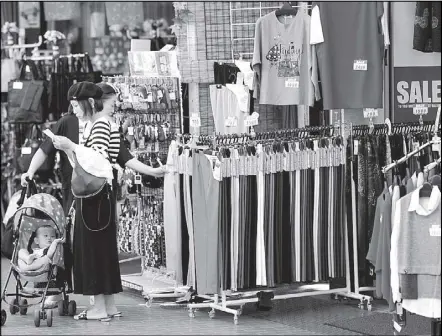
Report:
80,186,112,232
18,59,40,80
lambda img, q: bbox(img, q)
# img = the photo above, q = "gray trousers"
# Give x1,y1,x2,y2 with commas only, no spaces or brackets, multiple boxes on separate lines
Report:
192,152,220,295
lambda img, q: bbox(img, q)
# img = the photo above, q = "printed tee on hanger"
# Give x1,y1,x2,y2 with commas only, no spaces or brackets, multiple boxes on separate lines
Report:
252,10,320,106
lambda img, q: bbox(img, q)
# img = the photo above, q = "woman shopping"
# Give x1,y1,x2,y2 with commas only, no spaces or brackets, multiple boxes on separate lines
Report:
51,81,165,321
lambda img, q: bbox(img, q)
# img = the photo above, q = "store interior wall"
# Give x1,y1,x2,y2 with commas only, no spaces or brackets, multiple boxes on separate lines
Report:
391,1,441,122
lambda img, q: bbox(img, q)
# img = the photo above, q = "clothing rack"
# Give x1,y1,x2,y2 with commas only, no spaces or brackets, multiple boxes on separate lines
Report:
344,119,440,309
382,106,441,174
425,158,442,173
179,125,374,324
1,36,43,50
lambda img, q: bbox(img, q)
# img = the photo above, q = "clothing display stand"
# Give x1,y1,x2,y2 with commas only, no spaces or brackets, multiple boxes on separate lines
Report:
184,123,368,325
385,106,441,336
101,72,187,306
324,109,375,309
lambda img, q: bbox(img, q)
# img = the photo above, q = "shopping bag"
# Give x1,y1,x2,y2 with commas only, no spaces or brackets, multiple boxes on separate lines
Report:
7,59,48,123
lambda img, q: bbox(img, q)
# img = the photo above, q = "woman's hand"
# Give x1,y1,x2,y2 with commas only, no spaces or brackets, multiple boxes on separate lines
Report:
21,172,34,187
52,136,75,152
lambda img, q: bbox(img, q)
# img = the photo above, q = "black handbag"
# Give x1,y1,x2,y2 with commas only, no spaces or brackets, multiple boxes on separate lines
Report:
16,124,55,174
7,59,48,124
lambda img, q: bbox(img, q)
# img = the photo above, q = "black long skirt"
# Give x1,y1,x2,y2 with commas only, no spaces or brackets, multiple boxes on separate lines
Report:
73,184,122,295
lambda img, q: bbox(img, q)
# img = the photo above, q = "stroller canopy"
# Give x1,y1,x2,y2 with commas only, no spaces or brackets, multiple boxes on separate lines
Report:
13,193,66,237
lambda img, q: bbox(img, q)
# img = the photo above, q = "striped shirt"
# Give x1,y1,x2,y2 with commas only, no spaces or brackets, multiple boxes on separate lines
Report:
84,117,120,164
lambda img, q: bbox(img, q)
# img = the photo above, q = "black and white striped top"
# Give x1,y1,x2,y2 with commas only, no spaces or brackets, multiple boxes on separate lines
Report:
84,117,120,164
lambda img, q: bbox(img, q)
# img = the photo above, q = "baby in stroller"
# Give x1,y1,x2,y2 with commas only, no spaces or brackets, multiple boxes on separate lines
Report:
1,190,76,328
18,225,65,272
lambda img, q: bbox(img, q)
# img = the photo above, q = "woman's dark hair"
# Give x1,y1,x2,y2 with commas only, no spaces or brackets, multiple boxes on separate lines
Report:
76,98,104,118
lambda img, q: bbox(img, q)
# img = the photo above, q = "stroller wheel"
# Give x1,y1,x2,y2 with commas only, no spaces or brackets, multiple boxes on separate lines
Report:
68,301,77,316
46,309,53,327
19,299,28,315
1,309,6,326
9,299,19,315
58,300,66,316
34,310,41,327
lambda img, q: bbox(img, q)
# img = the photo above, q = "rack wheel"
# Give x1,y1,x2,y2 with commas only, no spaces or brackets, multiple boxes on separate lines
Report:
188,308,195,318
9,298,18,315
237,306,243,316
19,299,28,315
208,309,215,319
34,310,41,327
1,309,6,326
58,300,66,316
46,309,53,327
145,296,152,308
233,315,239,325
68,301,77,316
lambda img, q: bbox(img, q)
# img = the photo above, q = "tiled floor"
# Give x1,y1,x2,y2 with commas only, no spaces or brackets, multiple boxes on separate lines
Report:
1,257,389,335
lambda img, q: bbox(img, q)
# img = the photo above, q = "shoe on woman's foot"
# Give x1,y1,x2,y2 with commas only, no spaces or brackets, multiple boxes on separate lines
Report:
74,310,111,322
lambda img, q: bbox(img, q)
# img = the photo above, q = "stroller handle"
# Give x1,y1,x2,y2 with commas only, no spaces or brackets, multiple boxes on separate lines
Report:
17,178,38,207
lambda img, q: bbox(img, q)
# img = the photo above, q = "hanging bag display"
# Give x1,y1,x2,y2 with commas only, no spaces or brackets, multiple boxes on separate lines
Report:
7,59,48,124
16,124,54,174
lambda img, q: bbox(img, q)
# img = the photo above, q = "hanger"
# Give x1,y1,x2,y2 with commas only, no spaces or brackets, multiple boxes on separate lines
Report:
275,2,297,17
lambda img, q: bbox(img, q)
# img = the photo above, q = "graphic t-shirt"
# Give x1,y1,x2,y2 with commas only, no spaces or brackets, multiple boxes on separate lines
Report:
252,10,320,106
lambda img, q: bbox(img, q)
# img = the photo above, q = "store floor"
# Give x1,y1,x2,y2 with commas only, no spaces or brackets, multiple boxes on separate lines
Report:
0,257,432,335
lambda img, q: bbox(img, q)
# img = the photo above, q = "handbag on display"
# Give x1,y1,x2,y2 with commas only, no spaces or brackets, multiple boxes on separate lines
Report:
17,124,54,174
7,59,48,124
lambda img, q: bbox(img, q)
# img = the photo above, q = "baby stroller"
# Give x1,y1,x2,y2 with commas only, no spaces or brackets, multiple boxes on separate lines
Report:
1,181,77,328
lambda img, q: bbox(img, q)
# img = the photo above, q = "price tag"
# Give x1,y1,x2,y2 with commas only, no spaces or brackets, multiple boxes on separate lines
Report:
134,174,142,185
285,77,299,88
413,105,428,115
13,82,23,90
128,127,134,136
157,90,164,99
432,136,441,152
213,159,222,181
21,147,32,155
363,108,378,119
225,117,233,127
25,65,31,73
353,60,368,71
430,225,441,237
147,92,153,103
245,116,259,127
190,113,201,128
354,140,359,155
169,91,176,100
